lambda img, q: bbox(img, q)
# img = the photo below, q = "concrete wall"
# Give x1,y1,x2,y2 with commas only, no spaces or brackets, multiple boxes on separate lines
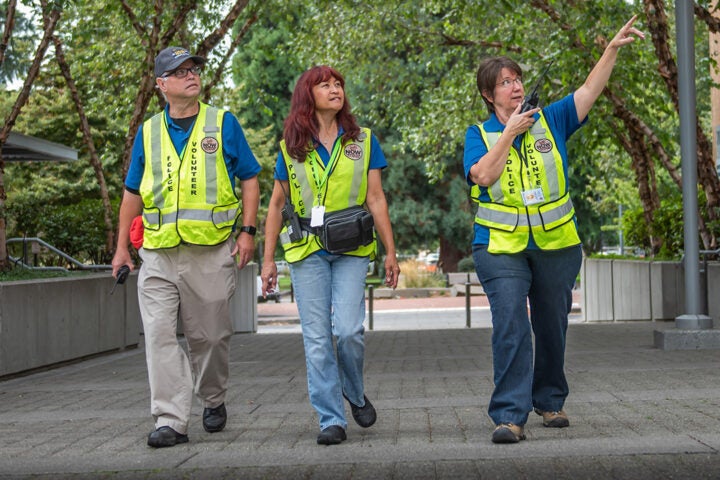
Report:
0,265,258,377
650,261,683,321
582,258,614,322
232,263,258,333
583,258,719,324
708,263,720,326
0,273,141,377
612,260,651,321
446,272,480,286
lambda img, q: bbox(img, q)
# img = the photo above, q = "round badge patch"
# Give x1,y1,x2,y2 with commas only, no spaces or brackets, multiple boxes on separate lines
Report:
344,144,363,161
535,138,553,153
201,137,219,154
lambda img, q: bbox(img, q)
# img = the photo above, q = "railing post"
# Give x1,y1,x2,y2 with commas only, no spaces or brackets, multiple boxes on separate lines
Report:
465,282,471,328
368,284,374,330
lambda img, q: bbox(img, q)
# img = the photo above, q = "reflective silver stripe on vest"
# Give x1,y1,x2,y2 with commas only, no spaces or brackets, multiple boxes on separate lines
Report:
150,115,165,209
293,158,314,213
483,131,506,203
527,121,560,197
475,205,526,228
347,131,369,204
476,195,573,228
348,143,365,204
537,195,574,227
143,207,238,226
204,107,219,204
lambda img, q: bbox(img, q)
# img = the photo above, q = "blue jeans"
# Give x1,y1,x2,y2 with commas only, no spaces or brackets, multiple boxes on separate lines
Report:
290,253,370,431
472,244,582,426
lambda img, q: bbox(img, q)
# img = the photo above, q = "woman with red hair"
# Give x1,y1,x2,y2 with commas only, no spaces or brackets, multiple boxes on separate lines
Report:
261,65,400,445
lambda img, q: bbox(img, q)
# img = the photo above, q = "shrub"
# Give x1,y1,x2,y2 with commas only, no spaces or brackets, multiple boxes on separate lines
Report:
7,198,117,266
398,259,447,288
457,256,475,272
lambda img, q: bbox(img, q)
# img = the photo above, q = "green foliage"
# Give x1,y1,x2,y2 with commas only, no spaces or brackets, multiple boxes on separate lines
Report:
399,259,447,288
6,198,118,265
0,5,36,84
0,266,86,282
623,194,685,260
457,256,475,272
3,0,718,266
231,8,302,137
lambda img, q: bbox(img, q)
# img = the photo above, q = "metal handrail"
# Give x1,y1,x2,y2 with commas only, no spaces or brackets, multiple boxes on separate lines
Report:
6,237,111,271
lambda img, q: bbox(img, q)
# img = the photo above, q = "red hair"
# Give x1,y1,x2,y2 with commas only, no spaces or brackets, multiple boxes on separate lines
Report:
283,65,361,161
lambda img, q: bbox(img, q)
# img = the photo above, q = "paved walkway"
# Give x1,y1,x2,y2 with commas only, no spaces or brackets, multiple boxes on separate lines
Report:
1,296,720,479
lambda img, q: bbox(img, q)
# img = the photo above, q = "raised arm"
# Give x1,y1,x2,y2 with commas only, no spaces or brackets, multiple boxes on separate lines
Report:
574,15,645,122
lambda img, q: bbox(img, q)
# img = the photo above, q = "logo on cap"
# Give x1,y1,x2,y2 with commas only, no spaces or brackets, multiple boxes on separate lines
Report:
172,48,190,58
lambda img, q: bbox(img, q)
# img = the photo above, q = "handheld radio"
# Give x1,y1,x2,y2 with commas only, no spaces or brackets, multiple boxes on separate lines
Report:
110,265,130,295
520,60,554,113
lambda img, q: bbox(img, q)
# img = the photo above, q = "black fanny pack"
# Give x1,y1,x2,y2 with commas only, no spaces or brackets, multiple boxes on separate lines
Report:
302,206,375,254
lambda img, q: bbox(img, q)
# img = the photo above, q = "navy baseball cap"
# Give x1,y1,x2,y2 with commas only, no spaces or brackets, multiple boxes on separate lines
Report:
154,46,205,77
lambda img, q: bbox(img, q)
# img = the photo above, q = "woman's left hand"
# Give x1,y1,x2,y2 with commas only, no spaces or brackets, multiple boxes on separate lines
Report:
384,254,401,289
608,15,645,50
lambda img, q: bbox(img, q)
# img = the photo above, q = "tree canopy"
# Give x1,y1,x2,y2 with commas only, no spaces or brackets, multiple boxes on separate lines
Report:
1,0,718,269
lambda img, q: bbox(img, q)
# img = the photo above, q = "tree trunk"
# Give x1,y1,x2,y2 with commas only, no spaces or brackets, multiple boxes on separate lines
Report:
52,34,115,255
645,0,720,250
439,236,464,274
0,0,17,67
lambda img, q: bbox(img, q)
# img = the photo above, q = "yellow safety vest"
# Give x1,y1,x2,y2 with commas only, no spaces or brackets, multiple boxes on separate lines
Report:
139,103,240,249
279,128,376,262
470,113,580,253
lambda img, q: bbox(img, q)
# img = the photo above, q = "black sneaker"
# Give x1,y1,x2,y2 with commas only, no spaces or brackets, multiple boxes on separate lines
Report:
147,426,189,448
203,403,227,433
317,425,347,445
344,394,377,428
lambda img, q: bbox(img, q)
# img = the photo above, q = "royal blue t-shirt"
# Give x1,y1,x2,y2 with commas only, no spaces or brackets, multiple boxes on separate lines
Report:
463,93,586,247
125,105,260,193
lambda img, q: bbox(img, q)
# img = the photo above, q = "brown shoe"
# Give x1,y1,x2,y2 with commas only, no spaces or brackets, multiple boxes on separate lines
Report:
491,423,526,443
534,408,569,428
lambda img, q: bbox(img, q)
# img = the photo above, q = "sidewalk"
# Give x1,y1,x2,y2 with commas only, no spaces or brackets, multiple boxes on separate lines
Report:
257,289,582,331
1,297,720,479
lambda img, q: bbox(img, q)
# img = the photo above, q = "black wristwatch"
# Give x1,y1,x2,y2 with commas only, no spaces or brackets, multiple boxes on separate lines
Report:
239,225,257,236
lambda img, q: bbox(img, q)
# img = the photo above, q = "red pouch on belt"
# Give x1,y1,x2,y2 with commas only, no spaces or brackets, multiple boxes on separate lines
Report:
130,215,144,249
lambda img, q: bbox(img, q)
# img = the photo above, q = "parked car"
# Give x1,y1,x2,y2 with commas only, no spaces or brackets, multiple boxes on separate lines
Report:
425,253,439,264
275,260,290,275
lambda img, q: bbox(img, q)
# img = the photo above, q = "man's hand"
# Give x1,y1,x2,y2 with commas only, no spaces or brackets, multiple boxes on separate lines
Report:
231,233,255,269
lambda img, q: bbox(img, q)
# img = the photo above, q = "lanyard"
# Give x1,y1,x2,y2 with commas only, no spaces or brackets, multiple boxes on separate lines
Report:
307,140,342,207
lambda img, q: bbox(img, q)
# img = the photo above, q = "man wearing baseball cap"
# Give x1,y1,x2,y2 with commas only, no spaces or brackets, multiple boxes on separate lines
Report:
112,46,261,448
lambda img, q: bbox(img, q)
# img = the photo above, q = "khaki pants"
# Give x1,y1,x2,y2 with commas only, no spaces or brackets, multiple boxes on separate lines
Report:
138,240,236,434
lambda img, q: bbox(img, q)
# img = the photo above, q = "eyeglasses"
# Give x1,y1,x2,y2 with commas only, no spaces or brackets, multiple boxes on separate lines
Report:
163,65,202,79
496,77,522,89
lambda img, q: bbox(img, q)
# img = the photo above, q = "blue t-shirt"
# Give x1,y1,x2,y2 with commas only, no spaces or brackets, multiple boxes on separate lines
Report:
463,93,585,247
125,105,260,193
273,128,387,180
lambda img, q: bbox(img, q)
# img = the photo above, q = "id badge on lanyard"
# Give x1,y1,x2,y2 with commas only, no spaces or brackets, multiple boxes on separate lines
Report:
308,143,341,227
518,141,545,206
310,205,326,227
522,188,545,206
